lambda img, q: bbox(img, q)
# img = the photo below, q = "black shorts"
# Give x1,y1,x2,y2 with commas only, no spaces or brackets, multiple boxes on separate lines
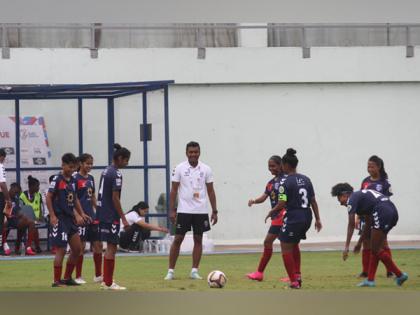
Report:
78,222,100,242
268,225,282,235
372,203,398,234
175,213,210,235
99,221,120,245
50,215,79,248
279,218,312,243
119,224,151,249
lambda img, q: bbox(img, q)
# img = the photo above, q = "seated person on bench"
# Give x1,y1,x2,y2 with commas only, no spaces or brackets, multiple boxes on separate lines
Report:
119,201,169,251
20,175,46,253
6,183,38,255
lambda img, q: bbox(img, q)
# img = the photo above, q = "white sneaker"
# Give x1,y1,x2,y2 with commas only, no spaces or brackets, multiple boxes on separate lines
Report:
74,277,87,284
164,271,174,280
101,282,126,290
190,271,203,280
93,275,103,283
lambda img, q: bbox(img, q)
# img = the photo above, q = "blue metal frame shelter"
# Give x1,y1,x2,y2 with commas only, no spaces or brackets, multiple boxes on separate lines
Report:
0,80,174,229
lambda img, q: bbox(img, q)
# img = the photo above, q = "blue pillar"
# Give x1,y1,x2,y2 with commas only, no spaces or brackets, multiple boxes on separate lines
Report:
78,98,83,156
164,86,170,228
142,92,149,208
15,99,20,185
107,98,115,164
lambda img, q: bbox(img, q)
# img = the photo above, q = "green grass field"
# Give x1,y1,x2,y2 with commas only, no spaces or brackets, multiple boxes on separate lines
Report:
0,250,419,291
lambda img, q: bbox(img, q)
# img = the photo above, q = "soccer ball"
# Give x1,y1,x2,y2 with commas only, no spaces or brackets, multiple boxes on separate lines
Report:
207,270,227,288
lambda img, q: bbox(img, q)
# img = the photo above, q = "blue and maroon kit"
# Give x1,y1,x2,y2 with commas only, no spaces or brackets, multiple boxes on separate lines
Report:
96,165,123,244
48,173,78,248
347,189,398,234
74,172,99,242
7,195,22,228
278,173,314,243
265,175,286,234
361,177,392,197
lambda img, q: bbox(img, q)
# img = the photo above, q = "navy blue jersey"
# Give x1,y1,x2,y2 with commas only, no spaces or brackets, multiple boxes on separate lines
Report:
48,173,76,217
96,165,122,223
11,194,21,216
278,173,314,224
361,177,393,197
265,174,286,223
74,173,96,219
347,189,391,216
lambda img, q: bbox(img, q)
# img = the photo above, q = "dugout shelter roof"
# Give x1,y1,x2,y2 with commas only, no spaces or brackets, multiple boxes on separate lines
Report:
0,81,174,99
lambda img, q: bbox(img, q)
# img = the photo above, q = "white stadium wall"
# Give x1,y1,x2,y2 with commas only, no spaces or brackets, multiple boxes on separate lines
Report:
1,47,420,244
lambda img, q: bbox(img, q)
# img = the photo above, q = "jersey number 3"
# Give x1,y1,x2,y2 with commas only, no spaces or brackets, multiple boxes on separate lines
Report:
299,188,309,208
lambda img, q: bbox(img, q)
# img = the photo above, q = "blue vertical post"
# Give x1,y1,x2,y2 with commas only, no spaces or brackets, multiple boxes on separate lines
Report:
164,86,170,228
78,98,83,156
107,98,115,165
15,99,21,185
142,92,149,209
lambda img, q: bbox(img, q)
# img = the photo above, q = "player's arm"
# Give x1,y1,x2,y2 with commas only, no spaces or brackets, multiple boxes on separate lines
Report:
207,182,218,225
248,193,268,207
46,191,58,226
169,181,179,224
91,193,97,209
0,182,12,216
310,197,322,232
354,215,371,253
136,220,169,233
343,213,356,261
265,199,286,223
74,197,91,224
112,190,128,228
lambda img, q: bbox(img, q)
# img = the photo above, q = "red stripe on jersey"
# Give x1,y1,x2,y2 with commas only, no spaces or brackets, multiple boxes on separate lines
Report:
77,179,87,189
58,180,67,190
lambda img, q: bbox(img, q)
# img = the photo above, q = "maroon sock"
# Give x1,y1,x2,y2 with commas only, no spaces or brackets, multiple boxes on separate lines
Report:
1,228,7,246
292,244,301,275
76,255,84,278
103,258,115,286
54,265,62,283
367,253,380,281
378,250,402,277
382,246,393,273
94,253,102,277
282,252,296,283
63,262,75,280
257,246,273,273
34,230,40,247
362,249,371,274
25,230,34,248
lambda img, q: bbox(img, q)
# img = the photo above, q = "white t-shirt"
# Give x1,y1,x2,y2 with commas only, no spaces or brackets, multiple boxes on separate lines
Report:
0,163,6,183
120,211,143,232
172,160,214,214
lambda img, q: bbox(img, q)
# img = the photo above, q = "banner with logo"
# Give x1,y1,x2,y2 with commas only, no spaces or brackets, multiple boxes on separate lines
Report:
0,116,53,194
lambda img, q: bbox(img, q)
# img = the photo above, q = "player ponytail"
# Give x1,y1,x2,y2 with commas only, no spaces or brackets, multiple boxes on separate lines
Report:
113,143,131,161
331,183,354,197
269,155,282,165
282,148,298,169
368,155,388,180
128,201,149,215
27,175,40,187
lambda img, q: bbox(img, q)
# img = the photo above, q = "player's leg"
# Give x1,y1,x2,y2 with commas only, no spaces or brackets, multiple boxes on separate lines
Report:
102,221,125,290
62,232,82,285
247,231,277,281
21,217,36,256
52,247,66,287
280,241,298,287
33,228,42,253
50,218,69,287
190,214,210,279
75,225,87,284
165,213,190,280
382,237,394,277
91,222,103,282
0,197,4,255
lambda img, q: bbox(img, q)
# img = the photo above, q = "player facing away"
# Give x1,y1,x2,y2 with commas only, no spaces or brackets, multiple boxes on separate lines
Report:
96,144,131,290
246,155,287,281
73,153,103,284
165,141,218,280
358,155,394,278
266,149,322,289
331,183,408,287
46,153,91,287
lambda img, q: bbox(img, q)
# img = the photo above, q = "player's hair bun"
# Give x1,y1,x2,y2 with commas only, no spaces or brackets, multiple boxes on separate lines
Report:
113,143,122,151
28,175,33,180
286,148,297,156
